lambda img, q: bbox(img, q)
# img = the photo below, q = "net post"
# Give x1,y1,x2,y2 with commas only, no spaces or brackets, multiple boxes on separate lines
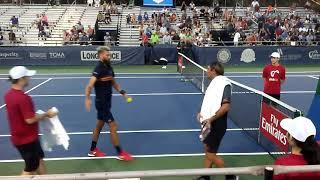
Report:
264,167,274,180
293,110,302,118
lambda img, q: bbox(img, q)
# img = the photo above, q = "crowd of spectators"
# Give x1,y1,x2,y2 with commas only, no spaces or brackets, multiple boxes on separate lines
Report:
63,22,95,45
97,1,119,25
125,0,320,47
231,0,320,46
131,1,224,47
31,13,51,40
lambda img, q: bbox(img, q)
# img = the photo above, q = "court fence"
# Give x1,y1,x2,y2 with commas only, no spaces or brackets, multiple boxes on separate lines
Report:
1,165,320,179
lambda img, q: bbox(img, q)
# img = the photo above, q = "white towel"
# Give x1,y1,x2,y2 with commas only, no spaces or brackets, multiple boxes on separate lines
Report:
38,107,70,152
200,76,231,122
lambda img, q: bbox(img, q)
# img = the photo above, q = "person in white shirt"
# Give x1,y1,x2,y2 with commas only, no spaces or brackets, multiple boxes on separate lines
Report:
162,32,172,44
87,0,93,7
233,31,241,46
251,0,259,12
196,62,233,180
159,26,167,36
190,1,195,10
94,0,100,7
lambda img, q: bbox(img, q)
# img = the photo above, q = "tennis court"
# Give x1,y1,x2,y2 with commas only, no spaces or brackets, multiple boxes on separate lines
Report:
0,65,319,179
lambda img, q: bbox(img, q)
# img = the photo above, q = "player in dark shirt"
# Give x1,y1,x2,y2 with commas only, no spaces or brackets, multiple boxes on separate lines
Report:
85,46,133,161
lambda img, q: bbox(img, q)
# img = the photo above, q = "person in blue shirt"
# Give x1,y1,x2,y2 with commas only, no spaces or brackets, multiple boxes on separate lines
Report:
144,12,149,22
138,13,143,24
10,16,19,27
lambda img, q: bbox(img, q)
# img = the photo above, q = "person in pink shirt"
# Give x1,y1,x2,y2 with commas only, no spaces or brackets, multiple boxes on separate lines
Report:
41,13,48,26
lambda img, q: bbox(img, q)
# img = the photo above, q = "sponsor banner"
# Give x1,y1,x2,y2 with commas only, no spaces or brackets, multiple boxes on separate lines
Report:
48,52,66,59
81,51,121,62
259,102,289,151
0,46,319,66
0,51,23,60
0,46,144,65
29,52,48,60
196,46,320,65
309,50,320,60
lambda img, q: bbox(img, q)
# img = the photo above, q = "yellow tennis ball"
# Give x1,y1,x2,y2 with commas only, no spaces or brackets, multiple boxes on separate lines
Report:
127,97,133,103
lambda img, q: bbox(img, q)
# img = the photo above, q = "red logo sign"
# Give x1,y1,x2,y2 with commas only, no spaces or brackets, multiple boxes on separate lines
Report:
259,102,289,151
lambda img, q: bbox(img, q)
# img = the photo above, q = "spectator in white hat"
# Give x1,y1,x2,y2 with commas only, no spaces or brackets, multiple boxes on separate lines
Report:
274,117,320,180
262,52,286,101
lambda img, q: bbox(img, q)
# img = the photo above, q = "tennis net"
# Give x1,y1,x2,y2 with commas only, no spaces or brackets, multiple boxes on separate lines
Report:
178,52,303,157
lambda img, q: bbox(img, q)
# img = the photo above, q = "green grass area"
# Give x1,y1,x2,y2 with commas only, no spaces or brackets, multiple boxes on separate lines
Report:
0,155,273,179
0,65,319,74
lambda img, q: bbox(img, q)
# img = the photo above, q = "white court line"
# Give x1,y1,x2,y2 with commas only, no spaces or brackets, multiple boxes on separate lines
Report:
0,78,53,109
228,75,319,78
27,91,315,98
281,91,316,94
225,71,320,74
0,75,318,80
0,152,281,163
0,71,318,76
0,73,180,76
29,92,203,97
0,128,259,137
308,75,319,80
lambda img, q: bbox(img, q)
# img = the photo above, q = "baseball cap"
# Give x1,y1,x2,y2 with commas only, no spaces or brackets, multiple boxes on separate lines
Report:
280,116,316,142
270,52,280,59
9,66,36,80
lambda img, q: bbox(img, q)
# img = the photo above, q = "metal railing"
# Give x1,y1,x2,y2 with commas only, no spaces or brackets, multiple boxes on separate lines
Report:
1,40,320,47
1,165,320,179
0,40,119,46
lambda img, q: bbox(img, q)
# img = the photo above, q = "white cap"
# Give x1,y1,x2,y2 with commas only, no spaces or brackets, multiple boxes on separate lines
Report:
270,52,280,59
9,66,36,80
280,116,316,142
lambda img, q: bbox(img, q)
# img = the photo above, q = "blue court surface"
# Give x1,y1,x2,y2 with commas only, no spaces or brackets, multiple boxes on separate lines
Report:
0,72,319,162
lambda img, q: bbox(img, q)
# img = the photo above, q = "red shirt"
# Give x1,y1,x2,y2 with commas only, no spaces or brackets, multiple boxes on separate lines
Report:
263,64,286,95
274,154,320,180
4,89,38,146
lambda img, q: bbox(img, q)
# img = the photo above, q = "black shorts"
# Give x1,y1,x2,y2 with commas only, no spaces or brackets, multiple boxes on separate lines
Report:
203,129,226,153
95,99,115,123
15,140,44,172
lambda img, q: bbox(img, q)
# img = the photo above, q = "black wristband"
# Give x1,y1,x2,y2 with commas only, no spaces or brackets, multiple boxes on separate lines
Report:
120,90,126,95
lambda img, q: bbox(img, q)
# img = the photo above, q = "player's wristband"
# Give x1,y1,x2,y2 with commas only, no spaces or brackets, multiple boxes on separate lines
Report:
120,90,127,95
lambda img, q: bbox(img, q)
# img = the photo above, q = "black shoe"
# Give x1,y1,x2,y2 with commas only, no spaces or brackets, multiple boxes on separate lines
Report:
195,176,211,180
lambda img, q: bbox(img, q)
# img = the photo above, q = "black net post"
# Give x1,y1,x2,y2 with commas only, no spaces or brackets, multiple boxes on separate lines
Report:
264,167,274,180
294,110,303,118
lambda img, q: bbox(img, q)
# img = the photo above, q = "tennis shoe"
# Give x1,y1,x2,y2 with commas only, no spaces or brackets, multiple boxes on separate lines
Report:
88,148,106,157
117,150,133,161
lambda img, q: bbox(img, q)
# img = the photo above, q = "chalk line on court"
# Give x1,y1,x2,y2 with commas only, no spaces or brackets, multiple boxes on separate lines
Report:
0,152,284,163
308,75,320,80
26,90,316,98
0,71,319,76
0,128,259,137
0,78,53,109
29,92,203,97
0,74,319,80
